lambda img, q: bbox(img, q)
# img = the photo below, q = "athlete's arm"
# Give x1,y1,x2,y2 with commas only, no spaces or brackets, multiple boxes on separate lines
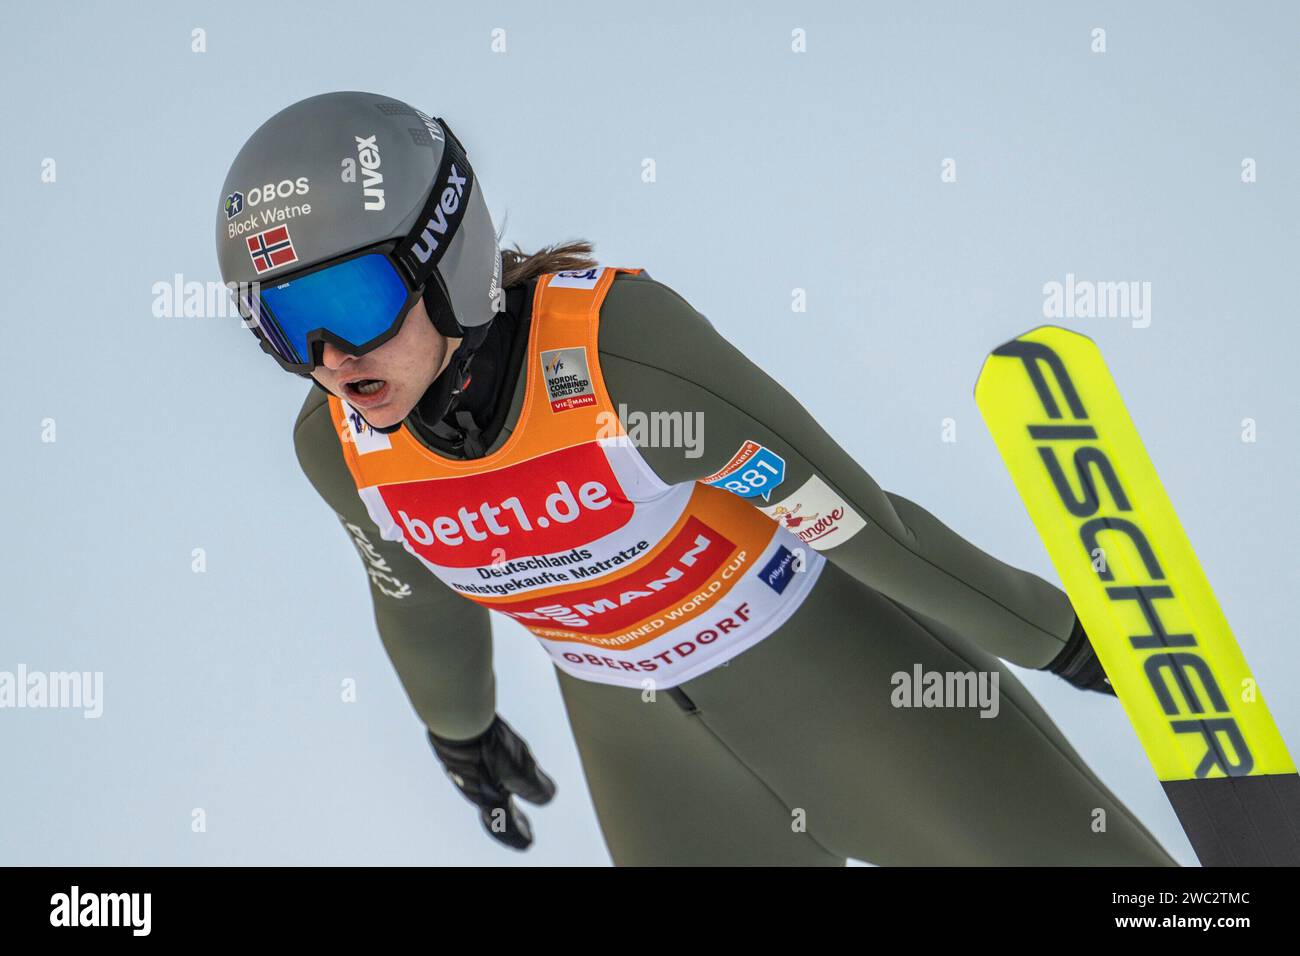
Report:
293,388,498,740
595,273,1076,668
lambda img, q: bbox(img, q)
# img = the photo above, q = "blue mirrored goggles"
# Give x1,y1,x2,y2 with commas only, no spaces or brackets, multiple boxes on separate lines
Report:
239,246,422,374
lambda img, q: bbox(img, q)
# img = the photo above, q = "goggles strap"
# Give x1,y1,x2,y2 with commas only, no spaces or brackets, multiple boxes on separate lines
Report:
394,119,475,288
421,321,493,454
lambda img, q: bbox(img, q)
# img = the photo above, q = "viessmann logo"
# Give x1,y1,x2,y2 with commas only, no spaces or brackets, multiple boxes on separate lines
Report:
497,516,737,631
380,442,633,568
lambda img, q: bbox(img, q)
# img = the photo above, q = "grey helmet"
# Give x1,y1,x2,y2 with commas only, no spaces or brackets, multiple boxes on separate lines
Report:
215,90,502,344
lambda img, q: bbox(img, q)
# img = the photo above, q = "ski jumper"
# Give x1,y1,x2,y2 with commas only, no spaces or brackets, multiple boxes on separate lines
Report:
294,267,1179,865
325,267,825,689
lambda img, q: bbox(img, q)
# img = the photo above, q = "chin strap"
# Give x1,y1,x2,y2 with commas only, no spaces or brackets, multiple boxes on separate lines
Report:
432,408,486,458
419,321,494,457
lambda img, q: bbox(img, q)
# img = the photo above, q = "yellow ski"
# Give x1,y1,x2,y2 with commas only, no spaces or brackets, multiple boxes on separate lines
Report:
975,325,1300,866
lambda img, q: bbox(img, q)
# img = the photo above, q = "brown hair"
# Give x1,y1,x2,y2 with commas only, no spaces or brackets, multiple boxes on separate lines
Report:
501,239,599,288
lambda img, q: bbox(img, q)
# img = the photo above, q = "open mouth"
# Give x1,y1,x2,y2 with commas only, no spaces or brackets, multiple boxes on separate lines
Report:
343,378,390,405
346,379,386,396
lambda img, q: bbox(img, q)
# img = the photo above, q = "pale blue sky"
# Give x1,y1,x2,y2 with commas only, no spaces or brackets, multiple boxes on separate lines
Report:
2,0,1296,865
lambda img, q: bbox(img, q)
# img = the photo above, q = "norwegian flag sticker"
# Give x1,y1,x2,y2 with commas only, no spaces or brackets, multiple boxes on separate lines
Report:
246,225,298,274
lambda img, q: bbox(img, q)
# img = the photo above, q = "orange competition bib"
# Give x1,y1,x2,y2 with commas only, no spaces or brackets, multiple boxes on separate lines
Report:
328,266,825,687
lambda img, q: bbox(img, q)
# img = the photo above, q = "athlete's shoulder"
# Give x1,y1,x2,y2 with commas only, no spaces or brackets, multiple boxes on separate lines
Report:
293,383,333,447
597,270,723,371
290,385,357,513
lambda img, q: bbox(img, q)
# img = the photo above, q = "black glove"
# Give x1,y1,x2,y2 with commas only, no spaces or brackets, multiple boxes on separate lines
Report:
1043,616,1117,696
427,714,557,850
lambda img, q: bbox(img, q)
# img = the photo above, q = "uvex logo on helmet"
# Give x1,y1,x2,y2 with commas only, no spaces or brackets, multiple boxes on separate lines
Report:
410,164,468,264
353,134,385,211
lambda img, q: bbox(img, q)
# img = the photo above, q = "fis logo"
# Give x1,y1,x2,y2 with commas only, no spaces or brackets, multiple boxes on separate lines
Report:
224,191,244,219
